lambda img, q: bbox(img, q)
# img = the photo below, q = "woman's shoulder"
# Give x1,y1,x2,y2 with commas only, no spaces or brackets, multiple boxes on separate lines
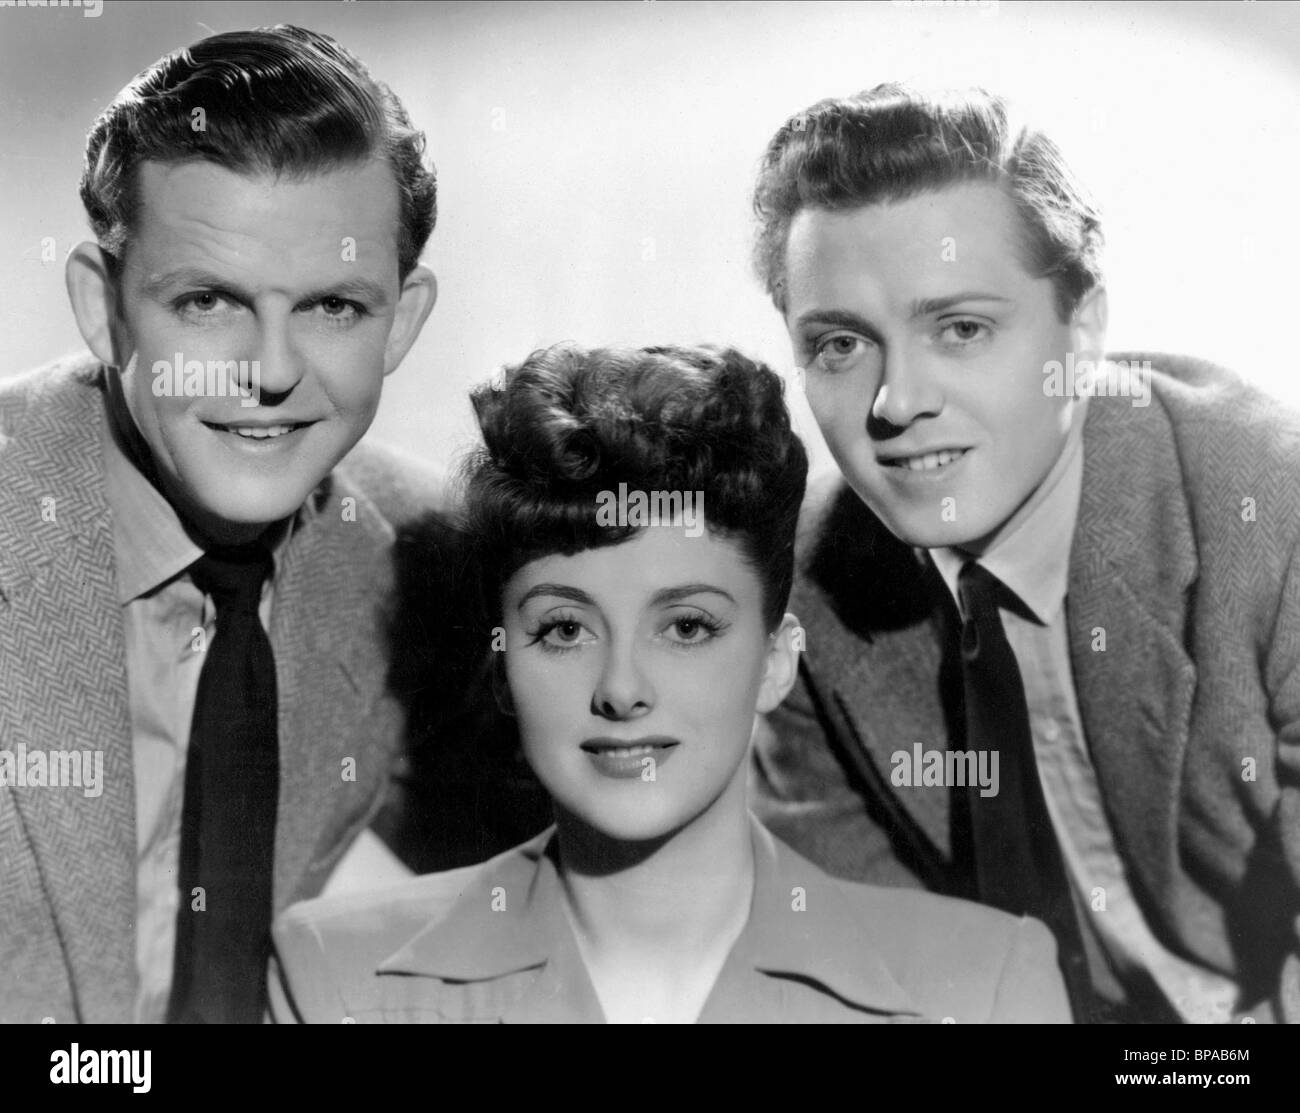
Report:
763,828,1072,1023
271,831,553,1023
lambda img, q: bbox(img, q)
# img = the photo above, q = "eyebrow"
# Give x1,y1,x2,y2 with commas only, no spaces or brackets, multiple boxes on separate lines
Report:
794,293,1012,335
791,308,883,342
141,267,391,306
517,584,594,609
908,292,1013,317
516,582,737,610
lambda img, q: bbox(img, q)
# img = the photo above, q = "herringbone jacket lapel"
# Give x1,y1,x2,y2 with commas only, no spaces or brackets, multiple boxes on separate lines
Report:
1067,375,1198,922
270,463,402,909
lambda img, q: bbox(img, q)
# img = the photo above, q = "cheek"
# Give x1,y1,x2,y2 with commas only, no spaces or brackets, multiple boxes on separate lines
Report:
506,653,589,751
805,373,869,444
302,331,390,411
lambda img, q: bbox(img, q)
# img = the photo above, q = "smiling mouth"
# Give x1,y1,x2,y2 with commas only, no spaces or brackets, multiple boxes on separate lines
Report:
203,421,313,440
580,738,680,757
881,448,970,473
580,736,681,780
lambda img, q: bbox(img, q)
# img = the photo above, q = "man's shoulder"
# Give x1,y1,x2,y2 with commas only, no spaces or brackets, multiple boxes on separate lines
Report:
1118,350,1300,459
332,437,453,527
0,353,105,441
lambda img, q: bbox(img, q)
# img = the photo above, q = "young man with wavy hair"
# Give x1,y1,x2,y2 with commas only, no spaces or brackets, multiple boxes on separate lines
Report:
749,83,1300,1024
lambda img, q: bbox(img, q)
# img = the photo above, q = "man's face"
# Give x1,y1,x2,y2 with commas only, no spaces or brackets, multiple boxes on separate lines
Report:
782,182,1093,552
108,158,418,541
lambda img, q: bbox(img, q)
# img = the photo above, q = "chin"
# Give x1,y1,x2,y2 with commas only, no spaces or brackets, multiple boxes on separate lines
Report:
187,485,312,535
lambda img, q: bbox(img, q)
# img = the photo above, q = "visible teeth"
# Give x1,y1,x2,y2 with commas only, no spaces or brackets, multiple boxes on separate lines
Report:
597,744,656,757
900,449,965,472
230,424,296,439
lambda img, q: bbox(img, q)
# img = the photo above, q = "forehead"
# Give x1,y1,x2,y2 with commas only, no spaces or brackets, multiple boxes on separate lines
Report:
128,158,401,281
507,525,760,604
782,182,1036,311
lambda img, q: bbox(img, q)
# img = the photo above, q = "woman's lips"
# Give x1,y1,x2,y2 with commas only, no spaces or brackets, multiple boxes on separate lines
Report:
580,737,680,780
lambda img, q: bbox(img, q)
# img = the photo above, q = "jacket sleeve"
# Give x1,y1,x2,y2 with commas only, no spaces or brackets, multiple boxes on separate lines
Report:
1265,533,1300,1023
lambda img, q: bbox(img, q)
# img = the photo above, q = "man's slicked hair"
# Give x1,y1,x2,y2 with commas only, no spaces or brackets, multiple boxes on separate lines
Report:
80,24,436,280
753,83,1102,321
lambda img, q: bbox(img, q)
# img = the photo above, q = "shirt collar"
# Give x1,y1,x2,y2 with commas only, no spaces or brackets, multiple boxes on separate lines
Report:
99,382,311,605
929,395,1088,624
377,815,920,1019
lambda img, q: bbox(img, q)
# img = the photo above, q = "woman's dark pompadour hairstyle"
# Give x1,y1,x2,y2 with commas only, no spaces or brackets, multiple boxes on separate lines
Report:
753,83,1103,321
80,24,436,279
463,342,809,634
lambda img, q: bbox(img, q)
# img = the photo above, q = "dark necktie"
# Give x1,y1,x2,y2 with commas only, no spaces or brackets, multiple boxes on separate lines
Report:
956,560,1096,1020
167,544,279,1024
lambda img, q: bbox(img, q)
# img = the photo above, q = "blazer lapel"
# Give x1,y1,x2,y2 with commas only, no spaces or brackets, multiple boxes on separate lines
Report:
797,483,961,863
0,362,137,1021
1068,388,1198,921
270,465,398,907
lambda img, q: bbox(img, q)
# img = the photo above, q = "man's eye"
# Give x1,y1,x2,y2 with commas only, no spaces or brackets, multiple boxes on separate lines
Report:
316,297,364,323
175,291,233,317
940,319,989,345
811,333,870,372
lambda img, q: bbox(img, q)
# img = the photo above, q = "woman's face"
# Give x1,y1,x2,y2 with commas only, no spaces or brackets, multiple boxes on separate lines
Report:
501,521,799,843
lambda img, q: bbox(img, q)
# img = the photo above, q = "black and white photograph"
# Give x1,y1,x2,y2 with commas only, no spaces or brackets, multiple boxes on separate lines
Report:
0,0,1295,1088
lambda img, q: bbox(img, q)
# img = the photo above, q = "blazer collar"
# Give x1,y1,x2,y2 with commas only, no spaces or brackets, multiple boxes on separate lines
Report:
793,476,961,862
377,816,919,1021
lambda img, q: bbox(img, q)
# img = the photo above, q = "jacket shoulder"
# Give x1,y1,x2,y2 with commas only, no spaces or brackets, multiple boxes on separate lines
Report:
333,438,452,527
1117,350,1300,468
0,354,104,441
829,877,1071,1023
272,861,491,1023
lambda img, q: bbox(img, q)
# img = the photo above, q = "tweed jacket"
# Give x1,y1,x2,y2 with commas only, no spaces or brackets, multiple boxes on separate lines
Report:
0,355,446,1023
751,352,1300,1022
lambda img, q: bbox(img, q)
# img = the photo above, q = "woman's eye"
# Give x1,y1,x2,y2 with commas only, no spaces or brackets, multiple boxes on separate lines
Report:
534,617,594,651
664,614,721,645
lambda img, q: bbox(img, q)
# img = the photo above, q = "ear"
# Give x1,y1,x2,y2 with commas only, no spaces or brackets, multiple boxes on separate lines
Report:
383,264,438,376
65,242,125,368
755,612,802,715
1069,284,1107,366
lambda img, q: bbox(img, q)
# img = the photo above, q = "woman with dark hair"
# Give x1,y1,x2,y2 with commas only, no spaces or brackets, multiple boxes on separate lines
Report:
271,342,1070,1024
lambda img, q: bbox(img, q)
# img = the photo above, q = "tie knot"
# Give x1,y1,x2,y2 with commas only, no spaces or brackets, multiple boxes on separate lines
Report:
190,544,273,613
957,560,1008,626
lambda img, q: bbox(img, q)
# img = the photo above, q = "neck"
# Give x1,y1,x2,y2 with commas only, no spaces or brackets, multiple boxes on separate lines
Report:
554,770,755,962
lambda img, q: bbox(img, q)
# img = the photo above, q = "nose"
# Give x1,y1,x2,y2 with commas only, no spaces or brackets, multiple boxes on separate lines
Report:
247,314,307,402
590,640,655,721
870,347,943,430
